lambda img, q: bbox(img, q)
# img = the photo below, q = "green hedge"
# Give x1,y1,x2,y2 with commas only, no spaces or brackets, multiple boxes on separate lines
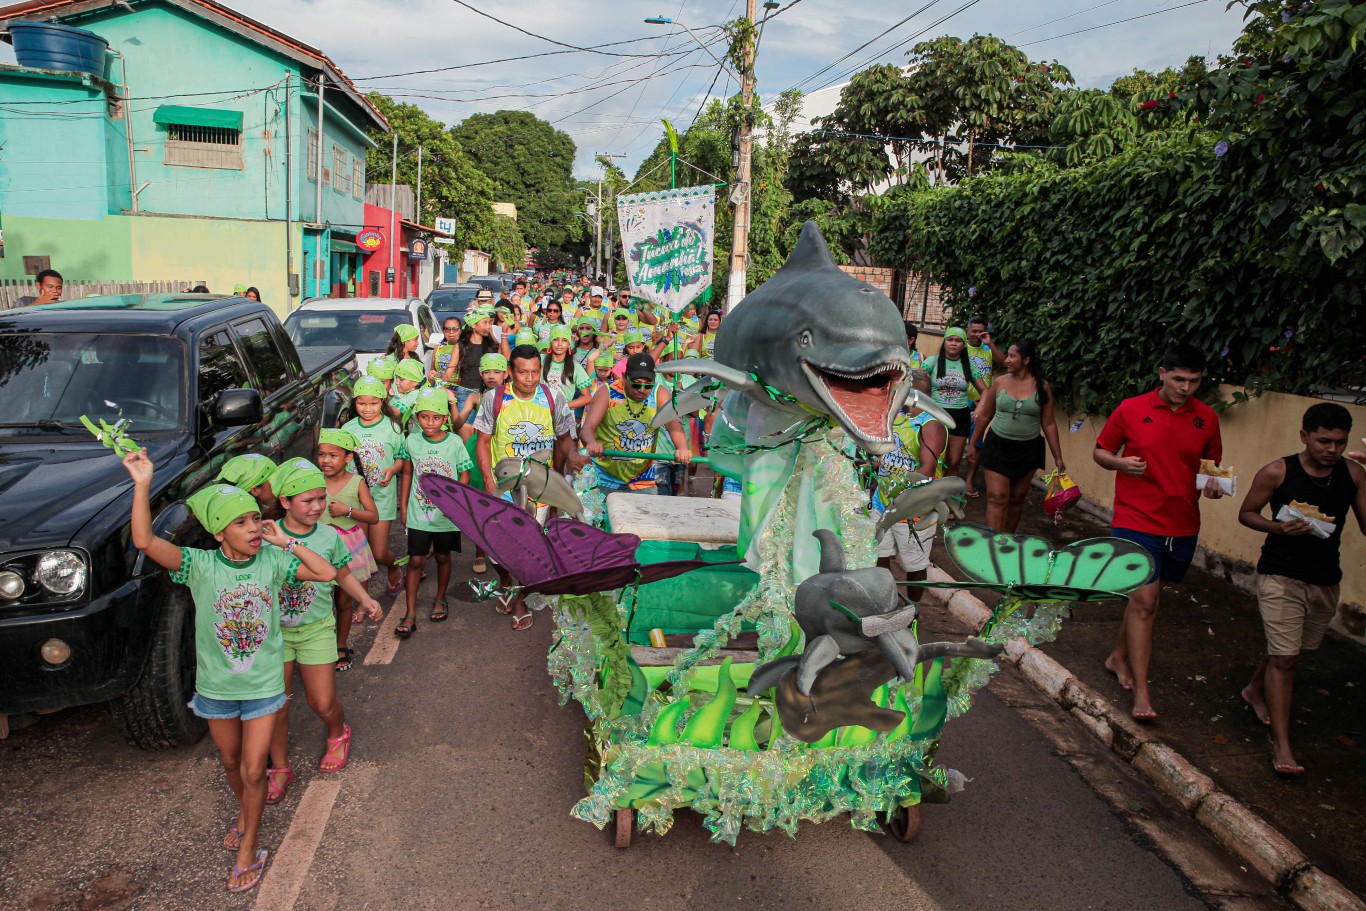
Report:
869,1,1366,414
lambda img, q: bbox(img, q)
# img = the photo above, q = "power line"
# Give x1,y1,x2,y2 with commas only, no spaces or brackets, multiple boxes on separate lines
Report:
1017,0,1215,48
783,2,943,95
1001,0,1126,39
446,0,711,58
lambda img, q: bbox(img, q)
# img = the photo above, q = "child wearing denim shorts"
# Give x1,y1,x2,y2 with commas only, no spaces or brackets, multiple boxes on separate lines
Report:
122,449,337,894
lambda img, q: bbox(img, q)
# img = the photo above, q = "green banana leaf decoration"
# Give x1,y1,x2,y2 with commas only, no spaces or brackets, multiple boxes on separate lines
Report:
728,700,764,751
563,593,646,719
682,657,737,748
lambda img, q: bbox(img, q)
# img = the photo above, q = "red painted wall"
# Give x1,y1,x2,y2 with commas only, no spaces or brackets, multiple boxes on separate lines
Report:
361,203,421,298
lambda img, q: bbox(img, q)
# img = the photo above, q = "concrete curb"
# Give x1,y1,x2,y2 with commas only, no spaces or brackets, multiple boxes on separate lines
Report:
921,566,1366,911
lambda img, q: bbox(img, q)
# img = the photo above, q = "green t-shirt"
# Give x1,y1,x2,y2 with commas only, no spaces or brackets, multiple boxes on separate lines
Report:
464,434,484,490
274,523,351,628
923,355,976,409
390,388,421,432
169,546,300,701
343,415,409,520
544,356,590,402
966,343,993,402
405,430,474,532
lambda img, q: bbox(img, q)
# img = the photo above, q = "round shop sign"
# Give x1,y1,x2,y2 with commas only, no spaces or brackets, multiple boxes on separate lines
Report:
357,228,385,252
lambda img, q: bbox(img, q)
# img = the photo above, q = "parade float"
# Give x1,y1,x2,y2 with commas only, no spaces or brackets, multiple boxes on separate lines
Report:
423,222,1156,848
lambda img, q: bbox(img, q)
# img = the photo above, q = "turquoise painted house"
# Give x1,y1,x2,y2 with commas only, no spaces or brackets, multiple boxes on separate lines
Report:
0,0,389,301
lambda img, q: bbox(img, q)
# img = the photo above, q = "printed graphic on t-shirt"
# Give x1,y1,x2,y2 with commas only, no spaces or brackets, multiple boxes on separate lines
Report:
412,454,451,513
213,582,273,671
354,438,387,488
278,581,317,627
616,419,652,452
502,420,554,459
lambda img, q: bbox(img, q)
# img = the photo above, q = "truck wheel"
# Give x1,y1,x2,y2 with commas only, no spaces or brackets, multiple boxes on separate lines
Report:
111,587,205,749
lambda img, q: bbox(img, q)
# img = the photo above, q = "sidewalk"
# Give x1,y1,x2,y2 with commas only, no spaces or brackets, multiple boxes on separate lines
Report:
935,486,1366,906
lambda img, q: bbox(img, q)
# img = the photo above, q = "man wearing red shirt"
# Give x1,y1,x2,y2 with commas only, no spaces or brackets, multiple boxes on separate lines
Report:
1094,345,1226,721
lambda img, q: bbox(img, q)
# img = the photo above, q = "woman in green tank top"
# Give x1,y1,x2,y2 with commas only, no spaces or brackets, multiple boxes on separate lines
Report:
968,340,1065,532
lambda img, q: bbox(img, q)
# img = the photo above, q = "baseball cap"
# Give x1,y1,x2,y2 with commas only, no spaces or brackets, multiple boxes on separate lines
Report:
624,352,656,381
591,285,605,298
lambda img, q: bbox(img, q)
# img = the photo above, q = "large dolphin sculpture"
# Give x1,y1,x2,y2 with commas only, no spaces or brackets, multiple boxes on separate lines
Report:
650,222,954,579
656,220,951,455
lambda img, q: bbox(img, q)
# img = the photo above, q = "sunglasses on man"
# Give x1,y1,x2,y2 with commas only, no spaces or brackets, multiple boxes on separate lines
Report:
628,379,654,389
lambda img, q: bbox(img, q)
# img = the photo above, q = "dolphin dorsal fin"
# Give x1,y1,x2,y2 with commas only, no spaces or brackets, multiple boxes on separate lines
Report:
813,529,846,574
782,221,840,275
528,449,553,464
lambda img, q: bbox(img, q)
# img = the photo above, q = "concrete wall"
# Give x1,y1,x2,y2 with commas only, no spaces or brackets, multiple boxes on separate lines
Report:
1056,388,1366,641
0,67,126,220
0,212,297,315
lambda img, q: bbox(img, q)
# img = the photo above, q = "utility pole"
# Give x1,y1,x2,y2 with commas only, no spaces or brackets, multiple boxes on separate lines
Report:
595,173,603,281
727,0,758,312
389,132,398,299
416,144,423,223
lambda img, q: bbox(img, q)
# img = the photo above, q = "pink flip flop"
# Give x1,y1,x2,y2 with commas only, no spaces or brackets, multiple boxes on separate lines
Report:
320,723,352,773
265,766,294,805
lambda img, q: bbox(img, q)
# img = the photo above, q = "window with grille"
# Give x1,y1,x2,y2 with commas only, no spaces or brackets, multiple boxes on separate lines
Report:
165,122,243,169
307,129,318,182
333,145,349,195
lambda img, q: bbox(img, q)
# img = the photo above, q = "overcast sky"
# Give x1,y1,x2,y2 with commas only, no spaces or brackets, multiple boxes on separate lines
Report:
4,0,1249,177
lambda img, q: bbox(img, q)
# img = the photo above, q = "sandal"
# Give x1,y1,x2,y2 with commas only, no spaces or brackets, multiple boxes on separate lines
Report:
385,571,404,598
228,849,269,893
964,488,980,499
512,612,533,631
472,556,488,574
494,593,515,615
224,821,244,852
320,723,352,773
395,614,416,639
265,766,294,805
335,647,355,672
430,600,449,622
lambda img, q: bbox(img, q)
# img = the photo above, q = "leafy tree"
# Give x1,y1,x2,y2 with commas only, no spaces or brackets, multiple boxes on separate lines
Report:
487,214,527,273
902,34,1073,180
450,111,585,254
364,93,497,254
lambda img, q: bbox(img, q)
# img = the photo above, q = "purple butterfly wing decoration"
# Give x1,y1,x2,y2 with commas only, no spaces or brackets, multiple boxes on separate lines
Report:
419,475,558,585
420,475,721,595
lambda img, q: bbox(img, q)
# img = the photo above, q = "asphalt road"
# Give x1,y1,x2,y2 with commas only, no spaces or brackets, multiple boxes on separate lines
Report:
0,550,1289,911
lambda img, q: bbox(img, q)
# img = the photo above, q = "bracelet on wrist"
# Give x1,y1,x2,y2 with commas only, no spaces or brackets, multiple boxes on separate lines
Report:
283,537,300,555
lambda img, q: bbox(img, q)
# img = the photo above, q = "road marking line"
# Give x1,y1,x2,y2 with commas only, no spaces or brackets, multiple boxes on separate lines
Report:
252,778,342,911
362,594,407,666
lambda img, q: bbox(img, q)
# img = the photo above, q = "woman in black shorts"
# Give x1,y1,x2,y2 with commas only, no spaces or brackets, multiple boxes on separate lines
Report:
967,340,1066,532
923,327,988,477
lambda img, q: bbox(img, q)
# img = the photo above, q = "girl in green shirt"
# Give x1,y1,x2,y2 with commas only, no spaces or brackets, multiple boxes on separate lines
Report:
263,459,382,806
122,450,336,895
343,376,412,596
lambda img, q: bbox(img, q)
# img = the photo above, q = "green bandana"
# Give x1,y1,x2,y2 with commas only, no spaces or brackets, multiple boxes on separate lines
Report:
549,325,572,342
594,353,615,368
352,375,389,400
394,323,419,343
622,330,644,345
367,358,396,380
684,349,700,359
215,454,277,491
466,307,494,325
575,317,597,330
943,327,968,342
394,359,425,382
480,353,508,373
319,428,357,451
515,329,538,346
269,457,326,498
414,386,450,416
186,484,259,535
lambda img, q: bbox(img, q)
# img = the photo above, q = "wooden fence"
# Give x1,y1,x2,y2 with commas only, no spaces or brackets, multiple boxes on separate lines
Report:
0,279,198,310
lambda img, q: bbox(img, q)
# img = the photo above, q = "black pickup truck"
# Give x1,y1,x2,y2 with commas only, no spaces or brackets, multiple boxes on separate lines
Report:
0,295,355,748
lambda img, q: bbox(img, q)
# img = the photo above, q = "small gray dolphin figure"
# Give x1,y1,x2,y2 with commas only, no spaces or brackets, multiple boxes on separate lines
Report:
875,473,968,538
492,449,585,519
748,530,1002,741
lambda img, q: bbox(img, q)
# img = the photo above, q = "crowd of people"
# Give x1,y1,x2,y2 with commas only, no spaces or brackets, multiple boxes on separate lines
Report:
113,267,1365,891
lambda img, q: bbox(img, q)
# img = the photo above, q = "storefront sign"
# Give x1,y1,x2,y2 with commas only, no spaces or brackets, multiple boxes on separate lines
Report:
409,238,429,261
356,228,385,252
434,217,456,236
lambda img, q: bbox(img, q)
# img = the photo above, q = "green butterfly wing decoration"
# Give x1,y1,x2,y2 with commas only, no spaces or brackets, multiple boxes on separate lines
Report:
911,523,1155,602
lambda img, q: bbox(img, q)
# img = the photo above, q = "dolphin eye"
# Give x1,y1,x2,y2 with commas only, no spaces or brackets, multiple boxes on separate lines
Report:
798,330,812,348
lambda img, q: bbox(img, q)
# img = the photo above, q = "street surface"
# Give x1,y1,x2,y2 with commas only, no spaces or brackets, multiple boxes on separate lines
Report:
0,547,1288,911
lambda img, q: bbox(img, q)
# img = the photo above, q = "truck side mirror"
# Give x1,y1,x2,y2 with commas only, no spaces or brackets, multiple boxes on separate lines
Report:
212,388,262,427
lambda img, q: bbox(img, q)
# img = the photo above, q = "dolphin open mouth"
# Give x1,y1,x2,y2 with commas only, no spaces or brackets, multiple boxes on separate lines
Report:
801,361,907,444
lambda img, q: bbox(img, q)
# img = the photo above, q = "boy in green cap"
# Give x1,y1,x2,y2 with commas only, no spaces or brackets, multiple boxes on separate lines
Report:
263,458,381,804
388,359,426,430
342,376,411,596
397,386,473,634
122,449,337,894
216,453,280,520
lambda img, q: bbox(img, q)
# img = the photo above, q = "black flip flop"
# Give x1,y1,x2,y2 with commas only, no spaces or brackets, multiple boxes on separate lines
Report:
335,647,355,672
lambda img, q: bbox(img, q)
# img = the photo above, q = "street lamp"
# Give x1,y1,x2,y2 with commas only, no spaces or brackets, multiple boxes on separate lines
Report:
644,16,738,79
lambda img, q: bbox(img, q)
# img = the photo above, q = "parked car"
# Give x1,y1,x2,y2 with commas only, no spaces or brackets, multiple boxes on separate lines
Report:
283,297,437,374
0,295,356,748
426,284,480,322
468,275,506,295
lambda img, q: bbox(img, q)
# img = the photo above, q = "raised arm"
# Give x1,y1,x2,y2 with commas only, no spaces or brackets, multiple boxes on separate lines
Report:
123,449,183,572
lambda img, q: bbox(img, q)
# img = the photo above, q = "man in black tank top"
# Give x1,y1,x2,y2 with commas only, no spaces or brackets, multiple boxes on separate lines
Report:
1237,403,1366,776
